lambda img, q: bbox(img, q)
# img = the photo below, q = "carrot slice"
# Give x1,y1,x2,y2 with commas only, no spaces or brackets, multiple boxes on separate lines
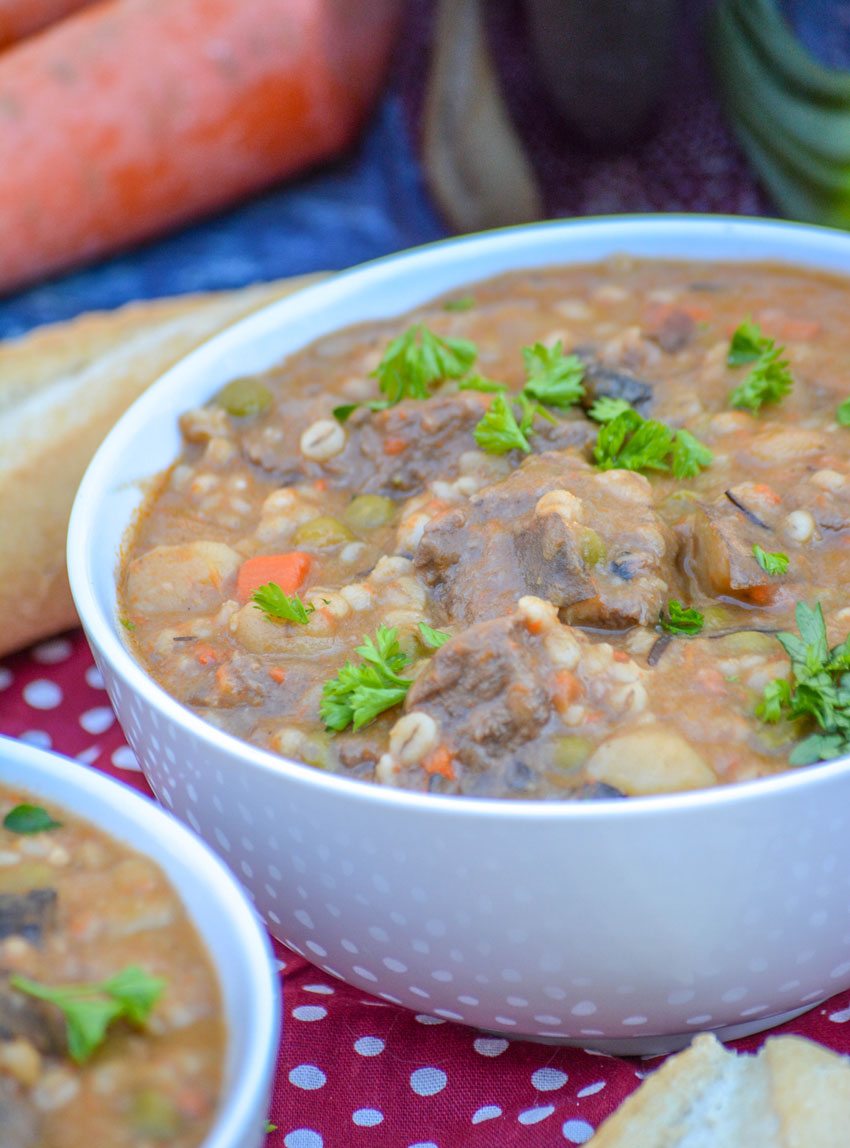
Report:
237,553,312,603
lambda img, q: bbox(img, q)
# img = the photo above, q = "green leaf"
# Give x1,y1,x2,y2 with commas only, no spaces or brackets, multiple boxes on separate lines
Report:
837,397,850,426
320,625,412,732
457,374,509,394
727,316,769,365
332,403,360,422
3,804,62,834
372,324,477,406
251,583,315,625
521,341,586,409
119,617,136,631
729,346,794,412
671,429,715,479
586,396,632,424
594,409,673,473
752,544,789,576
9,965,165,1064
473,393,532,455
659,600,705,636
443,295,476,312
419,622,451,649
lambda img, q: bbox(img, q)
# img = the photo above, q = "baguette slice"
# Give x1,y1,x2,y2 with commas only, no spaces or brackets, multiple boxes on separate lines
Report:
588,1031,850,1147
0,274,324,658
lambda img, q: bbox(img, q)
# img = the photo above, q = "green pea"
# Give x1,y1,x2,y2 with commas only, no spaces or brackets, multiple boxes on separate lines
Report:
130,1090,182,1139
294,516,354,548
343,495,396,532
578,527,607,568
216,377,272,417
550,735,593,773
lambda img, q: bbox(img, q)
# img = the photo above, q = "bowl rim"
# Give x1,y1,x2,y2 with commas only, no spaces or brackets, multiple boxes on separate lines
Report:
0,733,279,1147
68,212,850,822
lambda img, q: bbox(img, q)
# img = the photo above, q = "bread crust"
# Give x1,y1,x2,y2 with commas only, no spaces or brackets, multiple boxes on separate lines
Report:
587,1031,850,1146
0,275,324,657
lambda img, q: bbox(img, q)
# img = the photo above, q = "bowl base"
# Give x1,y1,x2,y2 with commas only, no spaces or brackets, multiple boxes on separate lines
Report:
504,1001,822,1056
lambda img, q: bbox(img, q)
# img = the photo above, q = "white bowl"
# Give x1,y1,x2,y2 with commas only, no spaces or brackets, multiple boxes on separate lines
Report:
68,216,850,1054
0,734,280,1147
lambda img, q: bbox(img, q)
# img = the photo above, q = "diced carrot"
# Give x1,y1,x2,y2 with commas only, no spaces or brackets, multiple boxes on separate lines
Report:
237,552,312,602
383,436,408,455
750,483,781,504
423,745,455,781
194,643,218,665
313,478,327,492
552,669,582,710
612,649,630,663
268,667,286,684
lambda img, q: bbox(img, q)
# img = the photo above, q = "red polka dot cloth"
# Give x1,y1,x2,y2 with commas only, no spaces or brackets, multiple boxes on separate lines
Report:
3,628,850,1146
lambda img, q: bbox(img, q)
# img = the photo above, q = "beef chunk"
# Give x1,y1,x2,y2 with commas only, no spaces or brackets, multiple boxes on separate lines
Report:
0,888,56,946
646,308,695,353
0,1077,40,1148
381,597,648,797
415,451,674,627
682,484,785,604
0,975,66,1055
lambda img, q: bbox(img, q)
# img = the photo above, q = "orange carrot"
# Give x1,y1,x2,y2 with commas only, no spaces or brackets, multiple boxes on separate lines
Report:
237,552,311,602
0,0,403,293
0,0,95,47
383,436,408,455
423,745,455,781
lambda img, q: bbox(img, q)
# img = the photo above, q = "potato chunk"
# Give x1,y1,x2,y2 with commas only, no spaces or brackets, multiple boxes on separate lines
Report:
125,541,241,616
585,724,717,795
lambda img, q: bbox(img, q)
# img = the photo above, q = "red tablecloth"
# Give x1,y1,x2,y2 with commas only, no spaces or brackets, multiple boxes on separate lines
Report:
3,629,850,1146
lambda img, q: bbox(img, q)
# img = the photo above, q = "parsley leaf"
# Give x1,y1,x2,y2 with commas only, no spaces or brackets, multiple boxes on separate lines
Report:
727,316,769,365
727,320,794,413
587,396,632,424
252,583,315,625
372,324,477,405
594,409,673,472
752,544,789,576
659,600,705,636
10,965,166,1064
458,374,509,394
320,626,412,732
757,602,850,766
473,393,532,454
443,295,476,312
671,428,715,479
521,341,586,409
3,804,62,834
419,622,451,649
837,397,850,426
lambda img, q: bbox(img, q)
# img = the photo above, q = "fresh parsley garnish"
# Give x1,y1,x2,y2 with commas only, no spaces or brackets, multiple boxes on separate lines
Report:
251,583,315,625
333,324,477,421
587,396,632,424
592,409,713,478
659,600,705,636
753,544,789,576
458,374,509,394
372,324,477,405
3,804,62,834
473,392,533,455
419,622,451,649
443,295,476,312
727,319,793,412
727,316,769,365
521,341,586,409
11,965,166,1064
837,397,850,426
670,428,715,479
757,602,850,765
119,617,136,631
320,626,413,732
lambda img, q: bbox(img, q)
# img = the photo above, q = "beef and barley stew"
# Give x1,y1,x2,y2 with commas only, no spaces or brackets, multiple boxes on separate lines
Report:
120,258,850,798
0,785,224,1147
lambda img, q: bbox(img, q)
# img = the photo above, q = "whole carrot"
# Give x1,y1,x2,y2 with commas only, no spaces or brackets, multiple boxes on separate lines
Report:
0,0,403,295
0,0,96,48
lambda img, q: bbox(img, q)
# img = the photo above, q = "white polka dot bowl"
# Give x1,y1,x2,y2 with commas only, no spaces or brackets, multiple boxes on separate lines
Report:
0,733,280,1148
69,216,850,1055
